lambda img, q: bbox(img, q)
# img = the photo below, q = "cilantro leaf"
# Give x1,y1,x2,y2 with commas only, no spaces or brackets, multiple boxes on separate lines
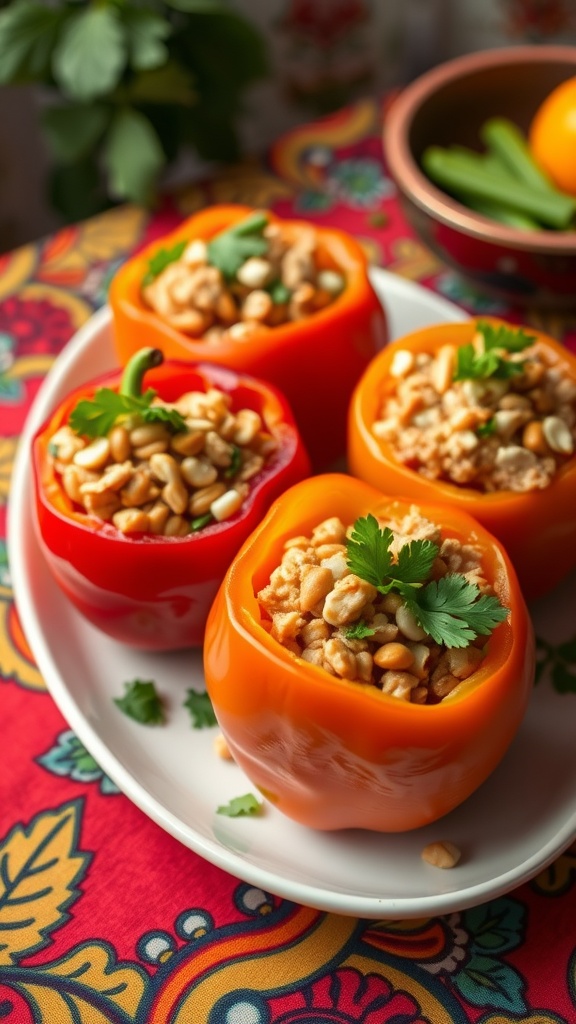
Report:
224,444,242,479
114,679,165,724
453,322,535,383
217,793,262,817
68,386,186,438
142,239,187,286
480,321,536,354
207,211,269,279
267,280,291,304
190,513,214,532
346,514,394,590
346,513,509,648
477,418,497,438
391,539,438,588
406,575,509,649
184,689,217,729
343,620,377,640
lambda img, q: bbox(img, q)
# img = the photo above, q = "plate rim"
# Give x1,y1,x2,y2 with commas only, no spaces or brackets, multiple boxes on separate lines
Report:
8,268,576,918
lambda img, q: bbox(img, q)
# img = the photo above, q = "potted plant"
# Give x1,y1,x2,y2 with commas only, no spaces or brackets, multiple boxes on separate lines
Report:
0,0,268,221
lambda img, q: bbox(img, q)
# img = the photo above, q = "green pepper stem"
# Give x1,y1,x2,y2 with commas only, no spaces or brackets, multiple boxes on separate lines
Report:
120,348,164,398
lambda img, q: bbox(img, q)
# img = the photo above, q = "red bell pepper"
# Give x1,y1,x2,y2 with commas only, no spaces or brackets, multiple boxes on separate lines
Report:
108,204,387,470
203,473,534,833
348,317,576,601
32,353,311,650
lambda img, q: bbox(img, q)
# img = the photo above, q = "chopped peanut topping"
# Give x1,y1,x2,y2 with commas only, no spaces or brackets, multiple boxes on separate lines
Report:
141,213,346,341
48,387,277,535
421,841,461,868
257,509,496,705
373,335,576,493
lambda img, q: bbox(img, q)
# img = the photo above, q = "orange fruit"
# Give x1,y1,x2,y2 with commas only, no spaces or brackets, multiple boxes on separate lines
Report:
529,76,576,196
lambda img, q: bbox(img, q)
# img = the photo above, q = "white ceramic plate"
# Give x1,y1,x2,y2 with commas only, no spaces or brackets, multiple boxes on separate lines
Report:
9,268,576,919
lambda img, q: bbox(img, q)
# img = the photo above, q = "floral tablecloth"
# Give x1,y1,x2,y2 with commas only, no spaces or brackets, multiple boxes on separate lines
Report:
2,98,576,1024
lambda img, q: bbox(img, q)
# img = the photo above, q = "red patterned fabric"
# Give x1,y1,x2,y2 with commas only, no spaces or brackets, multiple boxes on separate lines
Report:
1,98,575,1024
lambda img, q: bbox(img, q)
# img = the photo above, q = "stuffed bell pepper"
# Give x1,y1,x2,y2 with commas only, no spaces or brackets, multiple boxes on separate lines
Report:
348,317,576,601
203,473,534,833
32,348,310,650
109,204,387,470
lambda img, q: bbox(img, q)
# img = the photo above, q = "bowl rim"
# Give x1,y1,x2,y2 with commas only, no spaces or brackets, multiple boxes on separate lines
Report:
384,44,576,252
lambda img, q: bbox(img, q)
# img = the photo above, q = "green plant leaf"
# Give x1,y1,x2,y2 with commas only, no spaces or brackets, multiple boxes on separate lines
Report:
40,103,109,164
53,6,127,101
551,663,576,694
176,10,269,98
166,0,231,11
103,107,165,204
48,158,109,222
123,7,171,71
128,61,197,106
0,0,61,83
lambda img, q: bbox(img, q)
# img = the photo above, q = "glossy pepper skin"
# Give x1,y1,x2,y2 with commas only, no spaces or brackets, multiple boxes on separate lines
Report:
108,204,387,470
32,360,311,651
203,473,534,833
348,318,576,602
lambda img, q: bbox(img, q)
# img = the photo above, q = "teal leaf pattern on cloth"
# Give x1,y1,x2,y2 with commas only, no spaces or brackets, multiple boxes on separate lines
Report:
454,953,526,1013
450,899,527,1012
37,730,120,794
463,899,525,955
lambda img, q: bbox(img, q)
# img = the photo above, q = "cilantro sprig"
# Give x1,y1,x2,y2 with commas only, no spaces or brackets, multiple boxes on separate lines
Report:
114,679,165,725
346,514,508,649
68,347,187,438
184,689,218,729
217,793,262,817
453,321,536,382
69,387,186,438
142,240,187,287
343,620,377,640
207,211,269,279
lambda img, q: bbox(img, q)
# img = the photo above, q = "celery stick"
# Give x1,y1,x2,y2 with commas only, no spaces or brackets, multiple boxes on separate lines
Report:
463,195,540,230
422,146,576,229
480,117,556,193
447,146,518,181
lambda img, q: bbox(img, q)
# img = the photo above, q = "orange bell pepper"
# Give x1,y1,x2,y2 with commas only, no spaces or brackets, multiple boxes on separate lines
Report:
348,317,576,602
109,204,387,470
203,473,533,833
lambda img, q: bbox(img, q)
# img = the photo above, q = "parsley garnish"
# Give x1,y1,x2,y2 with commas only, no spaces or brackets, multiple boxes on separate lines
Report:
477,418,497,438
224,444,242,479
184,689,218,729
343,620,377,640
453,321,536,382
207,212,269,279
69,387,187,438
190,512,214,532
142,240,187,287
217,793,262,817
267,280,292,304
346,514,508,649
114,679,165,725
